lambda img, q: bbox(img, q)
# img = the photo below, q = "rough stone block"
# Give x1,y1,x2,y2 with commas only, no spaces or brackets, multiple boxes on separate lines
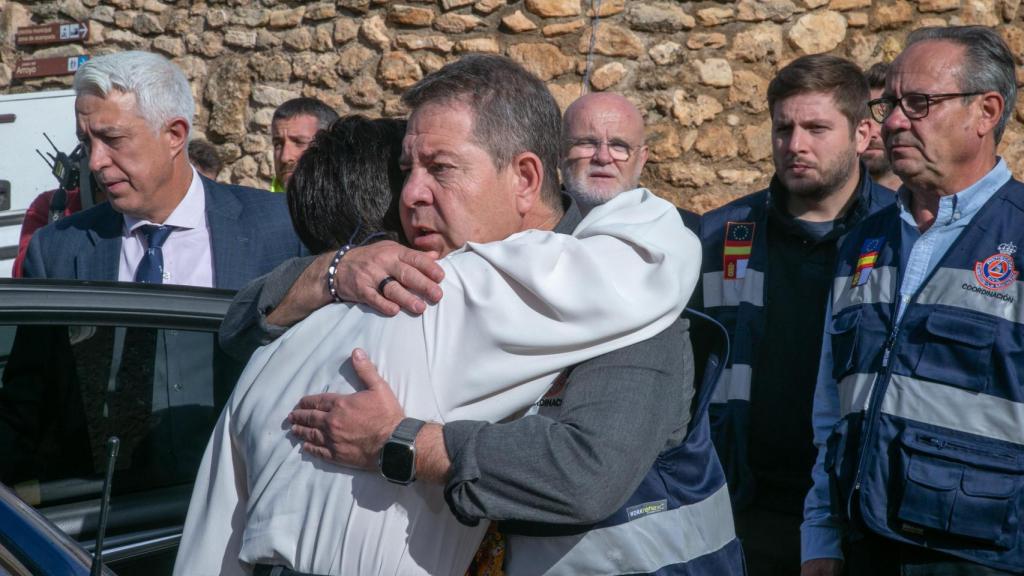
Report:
627,2,695,32
578,24,644,58
378,51,422,88
269,6,305,28
697,7,735,26
434,13,485,33
224,28,258,49
152,35,185,56
334,18,359,44
687,33,727,50
396,33,454,52
454,37,501,53
788,11,847,54
502,10,538,32
696,58,733,87
389,5,435,27
870,1,914,30
649,41,683,65
525,0,580,18
509,42,574,80
473,0,505,14
542,20,584,36
590,61,627,90
737,0,798,22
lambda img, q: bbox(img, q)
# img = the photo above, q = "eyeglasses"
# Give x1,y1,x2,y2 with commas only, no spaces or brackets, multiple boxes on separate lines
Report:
564,138,639,162
868,92,984,123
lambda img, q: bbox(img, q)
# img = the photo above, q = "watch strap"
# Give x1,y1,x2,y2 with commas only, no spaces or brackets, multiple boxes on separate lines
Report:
390,417,426,444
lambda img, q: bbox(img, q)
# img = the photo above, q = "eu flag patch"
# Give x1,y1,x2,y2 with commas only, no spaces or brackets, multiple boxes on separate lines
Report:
724,222,755,279
852,237,884,287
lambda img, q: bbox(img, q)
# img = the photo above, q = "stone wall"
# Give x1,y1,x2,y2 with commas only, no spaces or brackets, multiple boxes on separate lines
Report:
1,0,1022,212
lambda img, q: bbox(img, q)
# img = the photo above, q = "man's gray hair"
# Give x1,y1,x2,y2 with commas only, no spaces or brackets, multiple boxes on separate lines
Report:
74,51,194,136
401,54,562,209
905,26,1017,143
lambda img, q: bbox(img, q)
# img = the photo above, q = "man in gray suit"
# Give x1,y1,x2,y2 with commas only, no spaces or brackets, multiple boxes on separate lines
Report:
22,50,304,288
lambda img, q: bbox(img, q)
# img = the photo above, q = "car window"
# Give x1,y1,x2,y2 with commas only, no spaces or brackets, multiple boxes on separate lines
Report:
0,322,238,506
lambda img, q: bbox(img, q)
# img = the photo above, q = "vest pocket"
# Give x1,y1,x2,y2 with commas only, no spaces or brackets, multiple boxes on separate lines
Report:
829,309,862,380
895,427,1022,549
825,417,860,522
913,311,997,392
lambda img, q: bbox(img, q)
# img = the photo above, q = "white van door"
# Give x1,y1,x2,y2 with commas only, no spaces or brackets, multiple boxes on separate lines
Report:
0,90,79,278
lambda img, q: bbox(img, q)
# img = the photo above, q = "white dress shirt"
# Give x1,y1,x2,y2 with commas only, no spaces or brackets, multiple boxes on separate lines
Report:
119,167,213,287
174,189,702,576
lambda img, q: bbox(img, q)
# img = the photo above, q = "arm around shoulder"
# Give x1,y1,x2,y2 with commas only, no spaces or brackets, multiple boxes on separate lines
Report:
443,318,692,526
218,255,317,362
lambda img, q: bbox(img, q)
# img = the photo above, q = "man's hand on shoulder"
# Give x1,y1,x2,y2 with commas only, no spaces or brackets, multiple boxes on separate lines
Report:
289,348,405,470
334,241,444,315
267,241,445,327
801,558,842,576
288,349,452,482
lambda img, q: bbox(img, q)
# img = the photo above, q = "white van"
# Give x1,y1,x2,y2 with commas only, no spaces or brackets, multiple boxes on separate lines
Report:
0,89,80,278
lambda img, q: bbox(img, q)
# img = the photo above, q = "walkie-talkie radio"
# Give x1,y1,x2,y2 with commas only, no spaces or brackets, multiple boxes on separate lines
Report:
35,133,87,222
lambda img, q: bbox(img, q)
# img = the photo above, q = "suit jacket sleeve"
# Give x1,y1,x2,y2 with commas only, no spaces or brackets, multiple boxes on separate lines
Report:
21,229,50,279
218,255,317,362
443,318,693,526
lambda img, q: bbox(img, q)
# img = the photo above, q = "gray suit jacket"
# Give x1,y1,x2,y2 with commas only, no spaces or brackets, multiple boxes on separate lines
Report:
22,175,305,289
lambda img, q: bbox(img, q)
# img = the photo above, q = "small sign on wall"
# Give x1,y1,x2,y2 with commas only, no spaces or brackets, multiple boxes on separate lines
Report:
16,22,90,46
13,55,90,80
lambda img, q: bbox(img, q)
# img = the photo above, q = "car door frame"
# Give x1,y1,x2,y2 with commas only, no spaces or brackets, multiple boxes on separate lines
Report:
0,278,234,568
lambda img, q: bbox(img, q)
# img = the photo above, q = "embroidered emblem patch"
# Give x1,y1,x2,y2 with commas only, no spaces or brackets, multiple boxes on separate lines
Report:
974,242,1018,291
852,237,885,288
723,222,755,279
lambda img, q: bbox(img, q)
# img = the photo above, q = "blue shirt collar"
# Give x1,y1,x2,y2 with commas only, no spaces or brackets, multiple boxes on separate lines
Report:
897,158,1011,230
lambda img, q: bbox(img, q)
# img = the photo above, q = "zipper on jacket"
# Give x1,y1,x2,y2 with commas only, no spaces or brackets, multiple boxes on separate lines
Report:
850,296,903,516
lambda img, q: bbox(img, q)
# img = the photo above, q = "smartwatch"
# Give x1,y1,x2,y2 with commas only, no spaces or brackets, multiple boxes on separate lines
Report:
379,417,426,485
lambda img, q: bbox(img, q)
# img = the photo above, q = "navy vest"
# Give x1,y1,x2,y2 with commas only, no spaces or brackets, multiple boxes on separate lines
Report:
500,310,745,575
825,178,1024,573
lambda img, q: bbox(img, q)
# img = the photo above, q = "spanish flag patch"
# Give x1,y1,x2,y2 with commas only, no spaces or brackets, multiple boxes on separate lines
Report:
852,237,884,288
723,222,755,279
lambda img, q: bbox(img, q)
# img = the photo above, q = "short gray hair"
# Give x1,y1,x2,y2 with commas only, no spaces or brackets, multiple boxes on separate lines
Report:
401,54,563,209
74,51,194,136
905,26,1017,143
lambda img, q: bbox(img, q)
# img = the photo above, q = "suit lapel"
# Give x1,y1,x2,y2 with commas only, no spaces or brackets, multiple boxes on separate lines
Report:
203,177,248,290
78,205,124,281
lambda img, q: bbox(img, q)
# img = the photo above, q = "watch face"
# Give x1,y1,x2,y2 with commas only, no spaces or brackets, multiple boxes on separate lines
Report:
380,442,415,483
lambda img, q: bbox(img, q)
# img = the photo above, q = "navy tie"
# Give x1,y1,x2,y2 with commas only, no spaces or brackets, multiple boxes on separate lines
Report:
134,225,173,284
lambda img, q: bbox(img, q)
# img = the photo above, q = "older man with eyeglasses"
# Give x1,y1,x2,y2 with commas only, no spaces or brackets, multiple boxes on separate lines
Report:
560,93,700,231
561,93,649,207
802,26,1023,576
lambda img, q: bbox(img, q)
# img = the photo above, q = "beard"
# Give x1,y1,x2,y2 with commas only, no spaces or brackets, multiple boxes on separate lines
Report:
561,167,639,209
778,145,859,202
863,147,892,179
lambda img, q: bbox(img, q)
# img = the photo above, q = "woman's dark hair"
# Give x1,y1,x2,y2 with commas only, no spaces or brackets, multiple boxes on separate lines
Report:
287,115,407,253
